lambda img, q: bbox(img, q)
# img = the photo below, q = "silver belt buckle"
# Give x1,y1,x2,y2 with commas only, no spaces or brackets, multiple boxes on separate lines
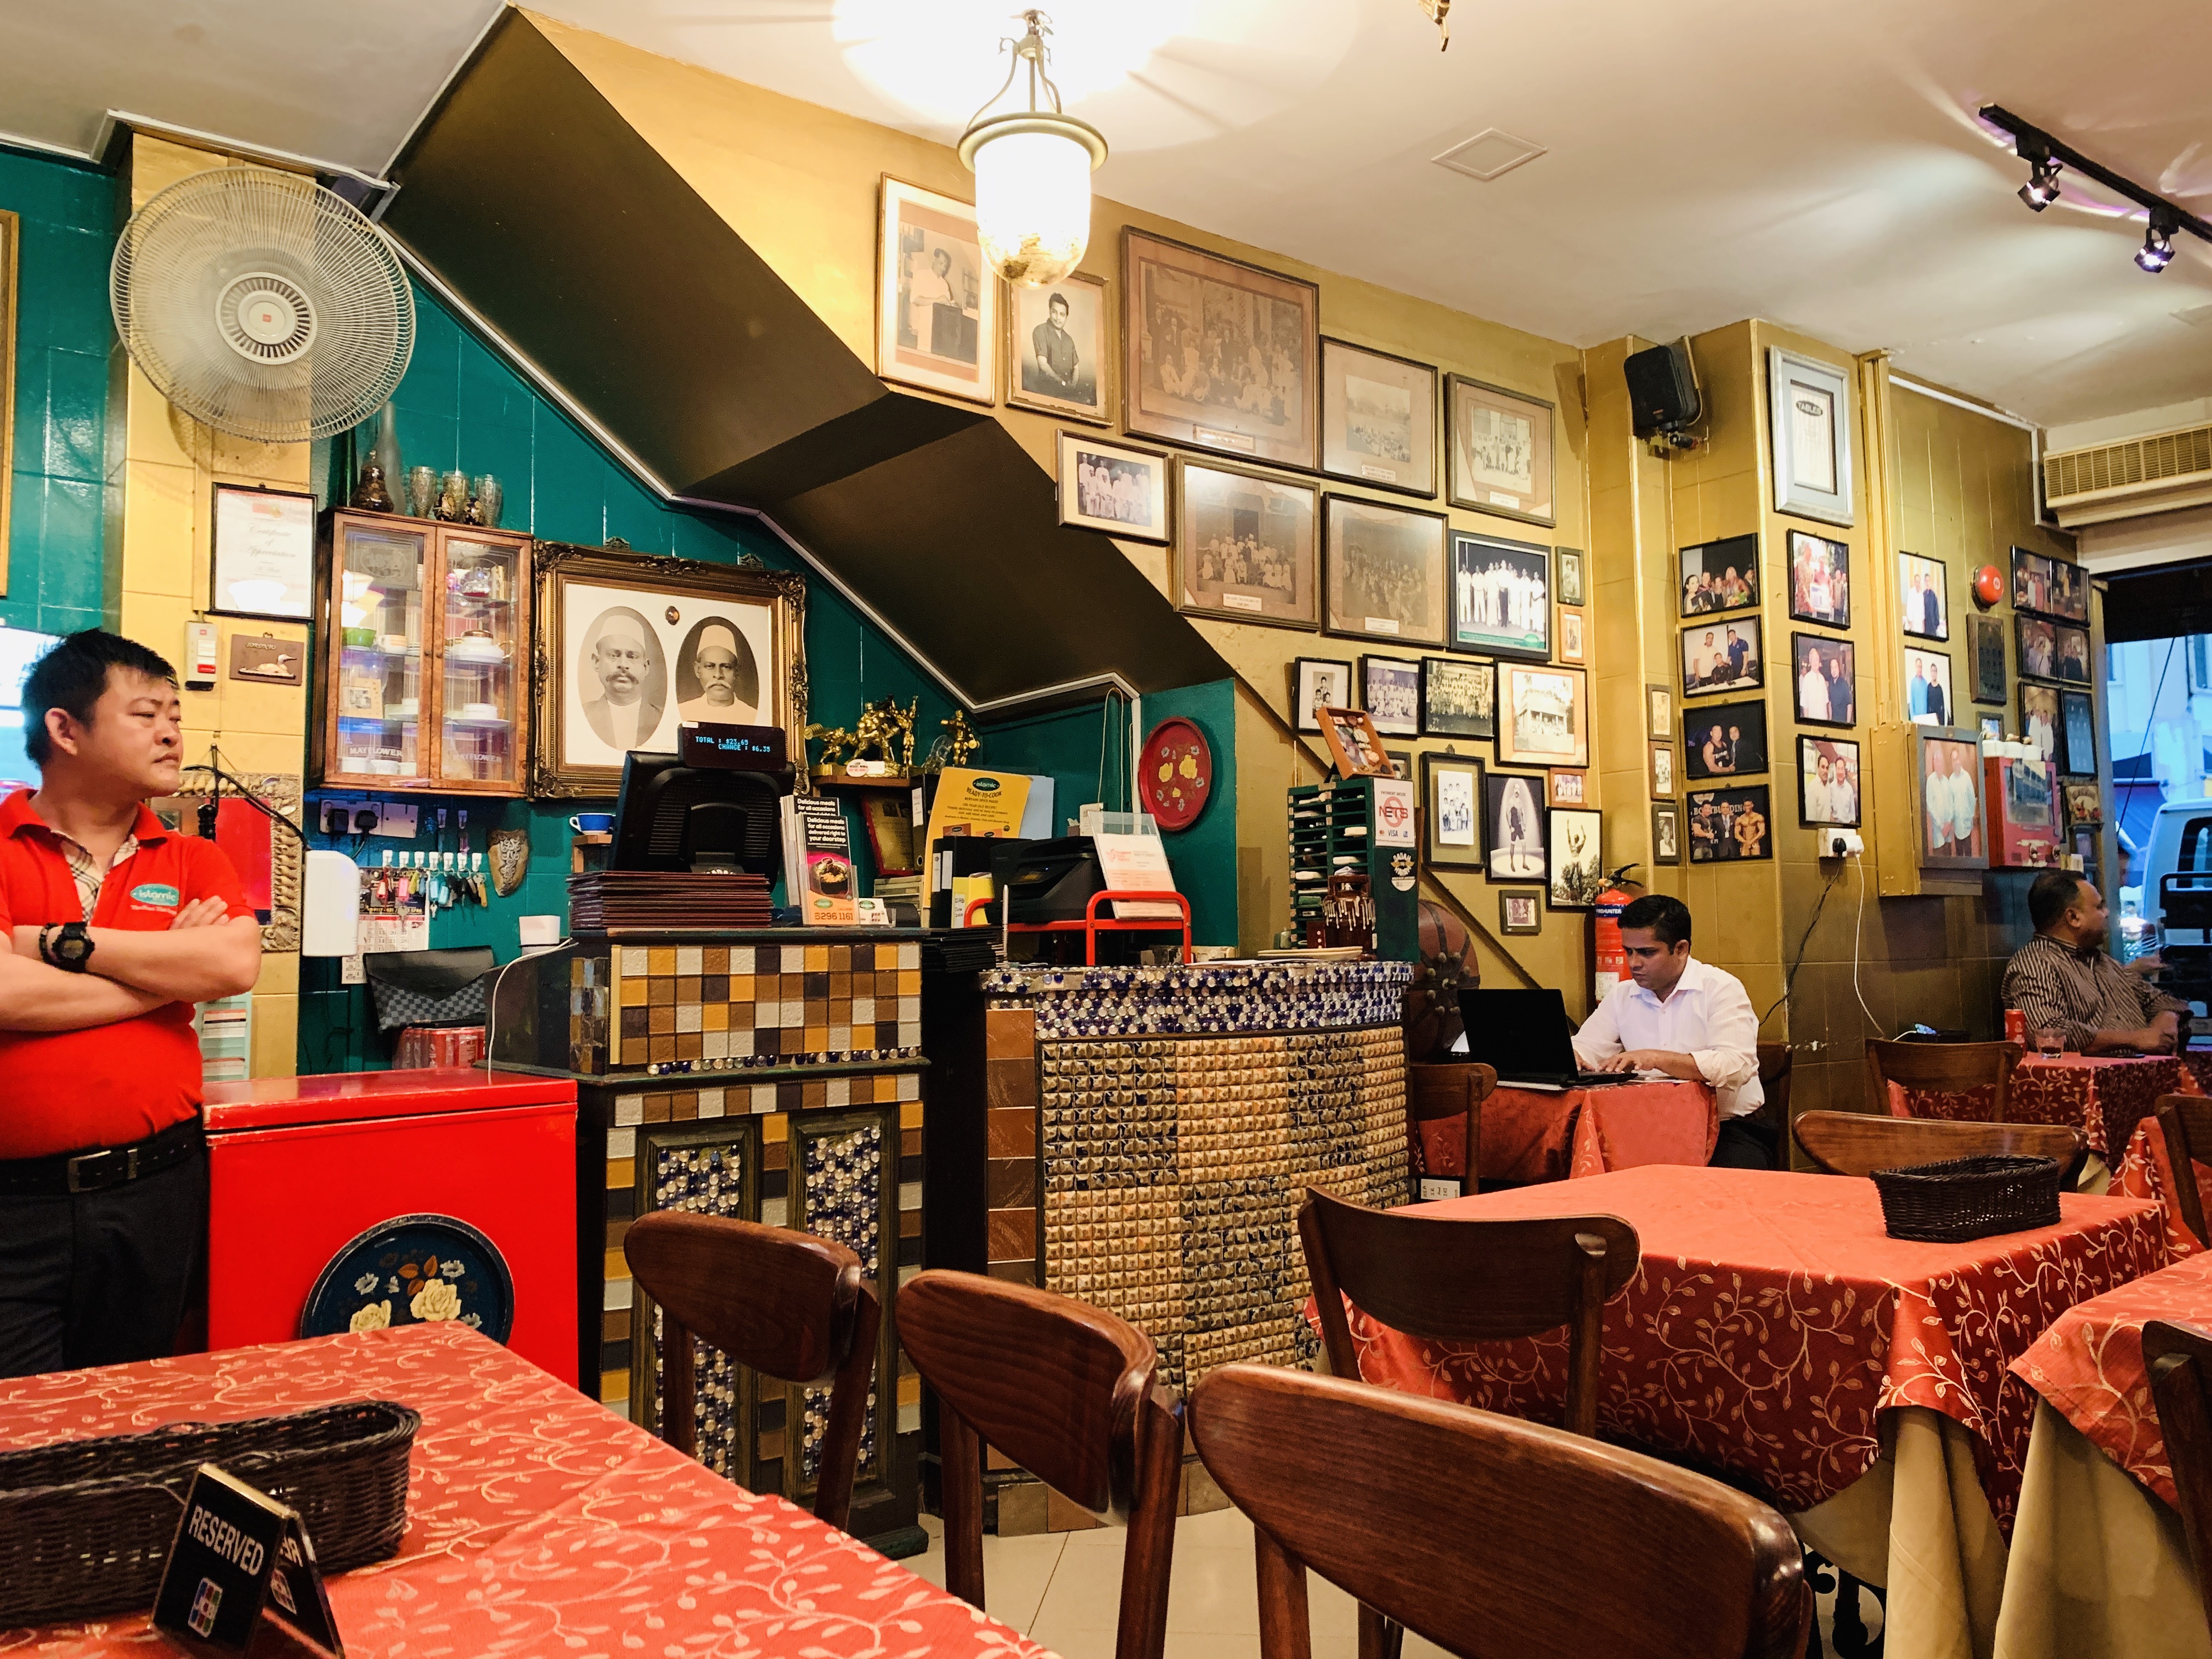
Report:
64,1146,139,1193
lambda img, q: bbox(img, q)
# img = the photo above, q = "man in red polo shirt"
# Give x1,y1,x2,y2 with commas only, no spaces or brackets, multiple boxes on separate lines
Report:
0,630,261,1376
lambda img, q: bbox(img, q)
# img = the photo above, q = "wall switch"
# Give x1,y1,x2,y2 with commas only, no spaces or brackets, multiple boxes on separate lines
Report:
370,801,419,838
184,622,219,690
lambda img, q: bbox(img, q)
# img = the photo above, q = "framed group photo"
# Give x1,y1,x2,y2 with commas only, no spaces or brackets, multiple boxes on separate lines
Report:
1324,496,1448,647
1688,785,1773,863
1319,338,1436,496
1059,433,1169,543
1447,376,1555,526
1448,531,1551,661
1793,634,1857,727
1900,552,1948,640
877,177,994,404
1008,271,1108,422
2018,616,2058,681
1788,529,1850,628
1173,457,1316,622
1292,656,1353,733
1684,699,1769,780
1799,735,1861,828
1905,647,1956,726
1420,751,1485,870
1680,533,1760,617
1499,662,1589,769
1767,348,1854,526
1485,770,1548,882
1420,654,1494,738
2012,548,2055,614
1361,654,1421,737
1682,617,1763,696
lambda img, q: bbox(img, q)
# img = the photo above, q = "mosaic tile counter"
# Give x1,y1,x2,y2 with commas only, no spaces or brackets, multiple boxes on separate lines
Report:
486,929,928,1547
979,960,1413,1393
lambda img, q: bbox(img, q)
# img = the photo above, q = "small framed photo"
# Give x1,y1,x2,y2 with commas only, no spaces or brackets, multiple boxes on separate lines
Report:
1684,699,1769,779
1787,529,1851,628
1499,663,1589,768
1558,606,1586,664
1292,657,1353,733
1979,714,2004,743
1555,547,1585,607
1447,375,1555,526
1904,647,1956,727
1421,751,1485,870
877,177,994,404
2017,616,2057,681
1792,634,1857,727
1361,654,1421,737
1173,456,1316,619
1317,706,1394,778
2021,682,2061,766
1679,533,1760,617
1548,769,1588,808
1324,495,1449,647
1914,727,1987,871
1649,742,1675,797
1320,338,1437,496
1651,802,1683,865
1385,750,1412,781
1647,684,1674,741
1681,617,1764,696
2051,559,2090,623
2056,625,2091,684
1799,736,1862,828
1448,530,1551,661
1500,889,1543,934
210,483,316,620
1008,271,1108,422
1548,807,1603,909
1767,347,1854,527
1059,433,1169,543
2063,778,2103,828
2012,548,2055,615
1486,771,1548,882
1687,785,1774,862
1899,552,1948,641
1969,612,2008,704
1420,654,1494,739
2060,688,2097,774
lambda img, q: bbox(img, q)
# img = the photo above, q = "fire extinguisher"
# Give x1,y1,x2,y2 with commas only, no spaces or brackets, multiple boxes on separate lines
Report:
1589,865,1646,1009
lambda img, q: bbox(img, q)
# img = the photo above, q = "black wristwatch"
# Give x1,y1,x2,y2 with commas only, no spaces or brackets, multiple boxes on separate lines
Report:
42,921,93,973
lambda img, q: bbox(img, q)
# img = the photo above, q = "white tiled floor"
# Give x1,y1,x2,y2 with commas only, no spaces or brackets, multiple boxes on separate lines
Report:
904,1508,1452,1658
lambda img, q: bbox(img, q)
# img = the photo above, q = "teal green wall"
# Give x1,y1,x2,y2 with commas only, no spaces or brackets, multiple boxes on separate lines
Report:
1142,680,1238,948
1,144,116,637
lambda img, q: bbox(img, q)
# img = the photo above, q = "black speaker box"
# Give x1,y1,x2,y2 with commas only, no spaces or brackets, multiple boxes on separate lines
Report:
1624,340,1702,437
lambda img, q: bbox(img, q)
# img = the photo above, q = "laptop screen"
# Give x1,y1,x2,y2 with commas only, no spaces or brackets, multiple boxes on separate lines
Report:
1457,988,1581,1079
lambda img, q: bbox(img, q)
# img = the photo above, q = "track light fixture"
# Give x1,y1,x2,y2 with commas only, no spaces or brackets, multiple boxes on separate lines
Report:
2138,207,2180,274
2017,148,2061,211
1980,105,2211,276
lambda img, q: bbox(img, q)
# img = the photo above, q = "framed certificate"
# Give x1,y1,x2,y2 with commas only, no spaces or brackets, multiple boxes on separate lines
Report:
210,484,316,620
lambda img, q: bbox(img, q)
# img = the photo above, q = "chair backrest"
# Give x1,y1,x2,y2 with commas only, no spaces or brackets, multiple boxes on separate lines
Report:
2158,1095,2212,1251
1865,1039,2023,1119
622,1210,879,1530
898,1270,1182,1659
1407,1062,1494,1192
1190,1364,1811,1659
2143,1319,2212,1642
1792,1109,2083,1180
1756,1042,1792,1121
1299,1184,1637,1438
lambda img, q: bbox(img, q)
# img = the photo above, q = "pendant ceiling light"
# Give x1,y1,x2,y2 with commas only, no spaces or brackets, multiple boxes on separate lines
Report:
957,10,1107,287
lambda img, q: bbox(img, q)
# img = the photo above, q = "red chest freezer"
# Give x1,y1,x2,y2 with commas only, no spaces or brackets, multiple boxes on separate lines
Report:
204,1068,578,1387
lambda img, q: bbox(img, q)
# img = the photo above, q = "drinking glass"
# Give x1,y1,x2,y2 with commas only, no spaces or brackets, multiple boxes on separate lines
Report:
2034,1026,2066,1059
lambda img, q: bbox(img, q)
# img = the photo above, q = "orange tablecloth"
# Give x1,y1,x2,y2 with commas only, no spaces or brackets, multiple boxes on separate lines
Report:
1325,1166,2167,1526
0,1324,1048,1658
2115,1115,2211,1258
1898,1053,2197,1158
1415,1079,1718,1183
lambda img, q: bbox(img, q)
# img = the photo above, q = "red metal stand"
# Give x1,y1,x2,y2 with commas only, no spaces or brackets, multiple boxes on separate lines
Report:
963,889,1192,964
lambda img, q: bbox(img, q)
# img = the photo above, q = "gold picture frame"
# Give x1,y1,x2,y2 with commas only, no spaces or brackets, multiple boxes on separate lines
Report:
1447,374,1555,526
528,545,808,799
0,210,16,596
1175,456,1317,626
155,772,304,953
1007,269,1109,424
876,177,996,405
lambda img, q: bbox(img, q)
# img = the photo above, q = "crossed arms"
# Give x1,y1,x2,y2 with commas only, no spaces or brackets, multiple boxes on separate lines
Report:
0,898,261,1031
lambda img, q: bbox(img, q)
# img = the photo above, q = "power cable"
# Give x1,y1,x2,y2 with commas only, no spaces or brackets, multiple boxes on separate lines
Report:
1852,855,1881,1036
1761,860,1843,1028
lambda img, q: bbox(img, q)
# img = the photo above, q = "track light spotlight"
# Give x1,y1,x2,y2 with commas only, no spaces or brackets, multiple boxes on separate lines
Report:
2018,149,2061,211
2138,207,2179,273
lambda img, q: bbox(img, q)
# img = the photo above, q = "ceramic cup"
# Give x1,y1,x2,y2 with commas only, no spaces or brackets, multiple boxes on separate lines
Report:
570,812,614,834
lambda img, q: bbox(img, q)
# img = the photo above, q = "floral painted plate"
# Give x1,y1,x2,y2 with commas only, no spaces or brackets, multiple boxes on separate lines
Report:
300,1214,516,1344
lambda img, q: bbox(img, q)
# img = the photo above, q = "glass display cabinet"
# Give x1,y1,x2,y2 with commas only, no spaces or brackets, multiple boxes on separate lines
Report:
315,511,533,795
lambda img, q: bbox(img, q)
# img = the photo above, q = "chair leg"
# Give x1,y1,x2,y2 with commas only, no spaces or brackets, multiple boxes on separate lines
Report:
811,1285,879,1532
1256,1525,1313,1659
940,1404,986,1612
1114,1390,1183,1659
1831,1568,1883,1659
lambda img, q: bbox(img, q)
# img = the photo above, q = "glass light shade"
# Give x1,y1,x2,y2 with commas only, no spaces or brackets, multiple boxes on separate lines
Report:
970,126,1097,286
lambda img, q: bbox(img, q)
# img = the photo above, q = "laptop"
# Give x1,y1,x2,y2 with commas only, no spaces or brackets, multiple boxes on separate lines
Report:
1458,988,1640,1090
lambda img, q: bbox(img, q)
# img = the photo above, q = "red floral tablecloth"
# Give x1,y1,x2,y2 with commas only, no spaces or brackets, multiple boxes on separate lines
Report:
1416,1080,1717,1183
2114,1115,2211,1259
1325,1166,2168,1528
2010,1247,2212,1509
0,1324,1048,1658
1894,1054,2197,1158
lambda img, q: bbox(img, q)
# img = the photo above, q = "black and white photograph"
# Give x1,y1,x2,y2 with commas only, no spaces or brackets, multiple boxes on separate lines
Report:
1361,655,1421,737
1970,612,2007,704
2021,682,2061,765
1420,654,1493,739
1558,608,1585,665
1323,495,1447,646
1421,751,1485,870
1321,338,1436,495
1905,647,1955,726
1292,656,1353,733
572,601,666,755
1058,433,1169,544
1650,742,1675,797
1652,802,1683,865
1556,547,1585,607
2061,688,2097,775
1447,375,1555,526
1792,634,1857,727
1900,552,1948,641
1788,529,1850,628
1499,663,1588,768
2018,616,2057,681
1680,617,1764,696
1548,807,1603,908
877,177,993,404
1008,272,1107,421
1688,785,1774,862
1173,456,1316,622
1683,699,1768,780
1648,684,1674,741
1485,770,1548,881
1449,532,1551,660
673,615,763,726
2057,624,2091,684
1500,889,1543,933
1679,534,1759,617
1799,736,1862,828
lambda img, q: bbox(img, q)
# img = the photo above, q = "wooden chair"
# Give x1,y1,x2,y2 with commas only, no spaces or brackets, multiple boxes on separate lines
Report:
622,1210,878,1531
2157,1094,2212,1250
1189,1363,1812,1659
1756,1041,1794,1168
898,1271,1181,1659
1792,1109,2084,1181
2144,1319,2212,1641
1407,1060,1494,1195
1300,1184,1637,1438
1865,1038,2024,1121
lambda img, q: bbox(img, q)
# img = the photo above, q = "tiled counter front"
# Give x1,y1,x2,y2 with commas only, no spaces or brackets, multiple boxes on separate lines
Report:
980,961,1412,1393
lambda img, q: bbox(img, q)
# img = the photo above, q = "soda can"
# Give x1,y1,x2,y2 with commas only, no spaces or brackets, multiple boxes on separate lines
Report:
2005,1007,2026,1045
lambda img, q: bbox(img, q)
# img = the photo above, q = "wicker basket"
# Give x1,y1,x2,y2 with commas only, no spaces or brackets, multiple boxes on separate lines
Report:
1872,1153,2063,1243
0,1398,417,1629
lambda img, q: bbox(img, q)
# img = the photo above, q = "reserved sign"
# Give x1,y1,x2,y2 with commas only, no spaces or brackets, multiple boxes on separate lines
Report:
153,1464,342,1655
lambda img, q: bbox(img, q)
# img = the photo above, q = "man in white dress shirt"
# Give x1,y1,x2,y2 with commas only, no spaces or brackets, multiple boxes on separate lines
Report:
1571,894,1773,1167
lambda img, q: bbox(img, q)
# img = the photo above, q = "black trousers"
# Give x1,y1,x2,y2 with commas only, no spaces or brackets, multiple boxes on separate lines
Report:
1711,1116,1781,1170
0,1138,207,1379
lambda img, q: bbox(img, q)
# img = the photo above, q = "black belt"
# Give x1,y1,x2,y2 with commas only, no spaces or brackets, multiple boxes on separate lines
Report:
0,1119,204,1197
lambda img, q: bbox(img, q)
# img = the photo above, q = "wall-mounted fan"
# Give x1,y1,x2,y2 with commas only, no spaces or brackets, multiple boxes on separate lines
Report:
110,168,414,445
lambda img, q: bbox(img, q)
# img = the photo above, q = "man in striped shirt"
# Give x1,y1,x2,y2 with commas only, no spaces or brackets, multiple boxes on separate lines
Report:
2002,870,2188,1053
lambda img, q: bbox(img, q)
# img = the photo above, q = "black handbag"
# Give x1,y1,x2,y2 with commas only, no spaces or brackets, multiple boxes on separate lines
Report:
363,947,496,1031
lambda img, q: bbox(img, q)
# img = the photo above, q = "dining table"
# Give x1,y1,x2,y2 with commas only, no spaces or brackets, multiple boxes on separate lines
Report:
1321,1164,2170,1659
0,1322,1052,1658
1893,1052,2199,1161
1414,1077,1718,1184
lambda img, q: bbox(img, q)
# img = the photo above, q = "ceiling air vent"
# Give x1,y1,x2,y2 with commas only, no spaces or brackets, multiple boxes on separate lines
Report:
2044,424,2212,528
1431,128,1546,183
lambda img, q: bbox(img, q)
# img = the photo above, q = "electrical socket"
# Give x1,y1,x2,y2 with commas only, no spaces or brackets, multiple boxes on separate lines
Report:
1821,829,1865,858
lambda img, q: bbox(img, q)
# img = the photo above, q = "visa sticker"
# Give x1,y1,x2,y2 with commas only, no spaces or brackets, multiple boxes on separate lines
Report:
132,882,181,907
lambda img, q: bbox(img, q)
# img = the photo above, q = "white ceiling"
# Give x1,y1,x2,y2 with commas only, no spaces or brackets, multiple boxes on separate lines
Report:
2,0,2207,429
